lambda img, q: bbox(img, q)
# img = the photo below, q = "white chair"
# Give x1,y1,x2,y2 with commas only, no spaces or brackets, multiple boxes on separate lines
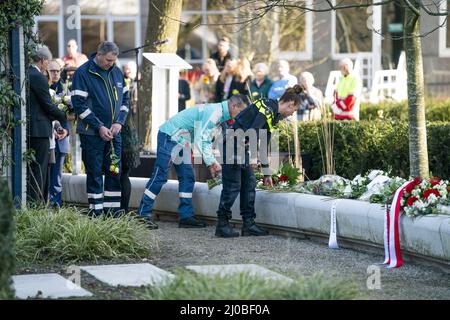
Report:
369,52,407,103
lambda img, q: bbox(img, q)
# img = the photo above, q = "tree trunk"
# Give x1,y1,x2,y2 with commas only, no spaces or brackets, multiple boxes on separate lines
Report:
403,1,429,178
139,0,183,152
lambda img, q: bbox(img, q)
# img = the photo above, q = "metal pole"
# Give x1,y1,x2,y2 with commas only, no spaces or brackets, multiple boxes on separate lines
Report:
10,27,24,207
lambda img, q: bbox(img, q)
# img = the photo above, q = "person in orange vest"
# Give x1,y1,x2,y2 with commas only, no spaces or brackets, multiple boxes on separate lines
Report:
332,58,361,120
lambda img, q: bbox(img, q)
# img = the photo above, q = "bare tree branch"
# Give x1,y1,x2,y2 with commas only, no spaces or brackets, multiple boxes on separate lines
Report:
403,0,421,16
418,0,450,16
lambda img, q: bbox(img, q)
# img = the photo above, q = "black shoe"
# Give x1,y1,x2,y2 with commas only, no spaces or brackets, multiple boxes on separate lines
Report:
242,220,269,236
136,216,159,230
215,224,239,238
179,217,207,228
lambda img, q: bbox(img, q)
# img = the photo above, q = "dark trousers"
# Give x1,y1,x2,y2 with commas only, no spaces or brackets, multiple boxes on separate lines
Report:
80,134,122,216
28,137,50,204
120,163,131,213
216,164,256,220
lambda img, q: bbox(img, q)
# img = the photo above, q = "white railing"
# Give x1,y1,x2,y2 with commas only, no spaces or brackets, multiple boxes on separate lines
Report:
325,52,407,105
369,52,407,103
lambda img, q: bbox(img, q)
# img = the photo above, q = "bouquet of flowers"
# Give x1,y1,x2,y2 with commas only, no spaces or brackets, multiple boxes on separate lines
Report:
296,174,349,197
256,163,301,191
109,141,120,176
400,176,449,217
207,176,222,190
49,85,72,114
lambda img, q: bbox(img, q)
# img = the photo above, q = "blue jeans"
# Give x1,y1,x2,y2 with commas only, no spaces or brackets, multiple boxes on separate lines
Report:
216,164,256,220
49,143,66,207
138,131,195,219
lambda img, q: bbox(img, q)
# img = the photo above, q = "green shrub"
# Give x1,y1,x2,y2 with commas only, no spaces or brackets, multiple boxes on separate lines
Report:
0,178,15,299
15,206,158,264
141,270,357,300
360,99,450,122
279,121,450,180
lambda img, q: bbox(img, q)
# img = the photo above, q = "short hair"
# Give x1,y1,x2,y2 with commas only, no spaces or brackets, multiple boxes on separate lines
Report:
229,94,250,110
300,71,315,86
48,60,62,70
97,41,119,56
339,58,353,70
67,39,78,46
253,62,269,75
278,59,290,71
219,36,230,44
30,45,52,63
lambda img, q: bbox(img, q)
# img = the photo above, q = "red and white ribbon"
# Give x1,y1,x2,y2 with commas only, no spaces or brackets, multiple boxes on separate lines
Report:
382,180,414,268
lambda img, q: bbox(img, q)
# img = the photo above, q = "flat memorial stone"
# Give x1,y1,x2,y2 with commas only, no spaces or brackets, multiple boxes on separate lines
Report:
12,273,93,299
80,263,174,287
185,264,292,283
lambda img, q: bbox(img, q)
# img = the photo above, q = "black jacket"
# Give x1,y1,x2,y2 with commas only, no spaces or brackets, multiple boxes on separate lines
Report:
222,99,282,169
215,76,250,102
28,66,67,138
210,51,233,72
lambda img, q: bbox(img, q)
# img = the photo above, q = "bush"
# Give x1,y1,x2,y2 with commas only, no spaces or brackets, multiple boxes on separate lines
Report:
0,178,15,299
15,206,158,264
141,270,357,300
279,121,450,180
360,99,450,122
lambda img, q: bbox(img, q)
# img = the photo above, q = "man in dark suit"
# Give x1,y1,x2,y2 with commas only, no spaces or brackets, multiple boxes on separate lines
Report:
28,46,67,204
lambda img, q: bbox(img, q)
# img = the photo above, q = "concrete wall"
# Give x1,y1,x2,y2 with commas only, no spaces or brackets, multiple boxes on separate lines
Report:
62,174,450,267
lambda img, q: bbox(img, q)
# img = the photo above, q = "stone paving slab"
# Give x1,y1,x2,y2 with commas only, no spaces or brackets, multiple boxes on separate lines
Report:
12,273,93,299
80,263,174,287
185,264,293,283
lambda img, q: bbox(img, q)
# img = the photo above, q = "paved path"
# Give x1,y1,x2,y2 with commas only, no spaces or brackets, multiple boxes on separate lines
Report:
147,221,450,300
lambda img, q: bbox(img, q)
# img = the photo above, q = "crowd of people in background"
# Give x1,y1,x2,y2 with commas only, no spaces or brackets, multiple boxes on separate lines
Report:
183,36,361,122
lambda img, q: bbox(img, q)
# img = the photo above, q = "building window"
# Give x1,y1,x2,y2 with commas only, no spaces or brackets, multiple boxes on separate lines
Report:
112,20,136,53
34,0,63,58
81,19,107,55
177,0,238,65
77,0,140,63
41,0,60,15
37,21,60,58
332,3,373,57
37,0,140,62
439,0,450,57
277,1,313,61
178,0,312,65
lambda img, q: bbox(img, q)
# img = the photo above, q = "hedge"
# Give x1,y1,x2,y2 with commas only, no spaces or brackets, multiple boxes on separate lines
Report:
360,99,450,122
0,177,15,299
279,121,450,180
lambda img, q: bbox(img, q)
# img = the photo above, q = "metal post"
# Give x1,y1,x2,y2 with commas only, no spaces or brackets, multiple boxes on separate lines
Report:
10,27,25,207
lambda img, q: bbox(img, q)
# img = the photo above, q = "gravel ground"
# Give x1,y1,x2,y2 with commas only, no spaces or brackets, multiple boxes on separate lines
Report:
15,218,450,300
145,220,450,300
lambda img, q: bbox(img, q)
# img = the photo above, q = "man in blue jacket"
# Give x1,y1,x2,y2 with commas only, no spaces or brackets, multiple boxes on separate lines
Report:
71,41,129,217
138,94,250,229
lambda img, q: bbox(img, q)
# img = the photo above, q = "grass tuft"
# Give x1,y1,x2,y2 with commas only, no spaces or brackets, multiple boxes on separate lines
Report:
15,206,158,264
141,269,357,300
